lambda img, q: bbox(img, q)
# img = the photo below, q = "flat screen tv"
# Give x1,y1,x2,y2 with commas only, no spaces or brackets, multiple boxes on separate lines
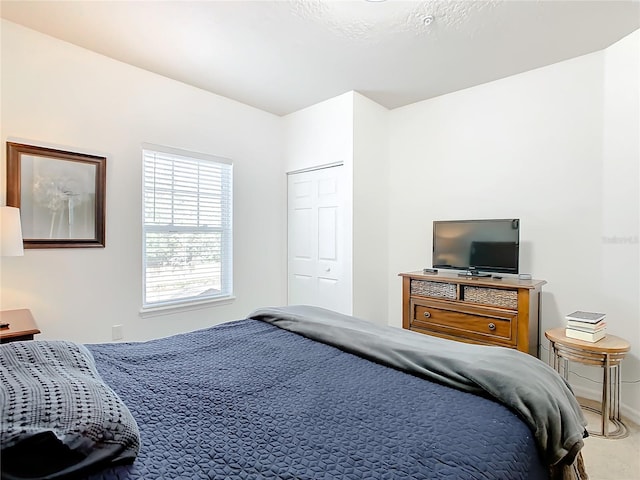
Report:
432,219,520,276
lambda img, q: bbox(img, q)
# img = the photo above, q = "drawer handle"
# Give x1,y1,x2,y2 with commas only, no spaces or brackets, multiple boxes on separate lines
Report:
423,311,431,319
488,322,496,331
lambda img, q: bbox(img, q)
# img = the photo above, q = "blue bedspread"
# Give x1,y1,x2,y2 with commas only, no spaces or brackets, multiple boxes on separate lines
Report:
86,318,548,480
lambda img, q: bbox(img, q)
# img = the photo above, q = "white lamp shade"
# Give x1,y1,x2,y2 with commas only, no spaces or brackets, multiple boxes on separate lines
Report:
0,206,24,256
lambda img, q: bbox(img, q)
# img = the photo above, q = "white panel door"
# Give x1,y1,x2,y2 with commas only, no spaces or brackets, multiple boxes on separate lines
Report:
288,165,350,314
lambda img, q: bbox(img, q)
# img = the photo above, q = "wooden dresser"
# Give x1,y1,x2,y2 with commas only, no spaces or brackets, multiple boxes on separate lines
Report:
399,271,546,356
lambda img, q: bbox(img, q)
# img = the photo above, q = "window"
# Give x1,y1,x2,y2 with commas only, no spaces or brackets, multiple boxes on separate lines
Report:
142,145,232,310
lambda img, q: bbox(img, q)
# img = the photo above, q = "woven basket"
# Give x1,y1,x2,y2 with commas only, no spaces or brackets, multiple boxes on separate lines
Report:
463,286,517,309
410,280,457,299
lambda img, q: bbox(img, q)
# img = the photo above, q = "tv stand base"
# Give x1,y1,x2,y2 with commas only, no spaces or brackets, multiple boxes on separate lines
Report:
457,271,491,278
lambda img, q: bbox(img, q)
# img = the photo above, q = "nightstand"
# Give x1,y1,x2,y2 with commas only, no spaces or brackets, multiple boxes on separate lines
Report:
0,309,41,343
545,327,630,439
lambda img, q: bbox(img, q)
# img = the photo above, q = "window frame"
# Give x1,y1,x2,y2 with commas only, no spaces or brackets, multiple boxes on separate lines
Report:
140,144,233,315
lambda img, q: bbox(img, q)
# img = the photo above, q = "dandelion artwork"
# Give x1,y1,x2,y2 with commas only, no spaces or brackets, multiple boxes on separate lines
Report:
6,142,106,248
27,157,96,239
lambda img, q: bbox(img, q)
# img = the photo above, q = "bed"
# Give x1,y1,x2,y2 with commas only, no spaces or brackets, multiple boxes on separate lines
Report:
1,305,588,480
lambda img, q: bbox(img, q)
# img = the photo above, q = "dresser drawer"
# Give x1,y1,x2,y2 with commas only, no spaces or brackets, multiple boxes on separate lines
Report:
409,299,517,347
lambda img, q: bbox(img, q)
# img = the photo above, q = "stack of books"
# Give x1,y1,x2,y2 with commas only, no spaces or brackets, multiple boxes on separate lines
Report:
565,310,607,342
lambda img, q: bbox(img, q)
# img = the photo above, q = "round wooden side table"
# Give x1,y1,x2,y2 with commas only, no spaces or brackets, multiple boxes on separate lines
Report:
545,328,630,439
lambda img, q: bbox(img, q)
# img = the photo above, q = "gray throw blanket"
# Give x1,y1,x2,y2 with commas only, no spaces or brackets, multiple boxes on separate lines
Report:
249,305,588,474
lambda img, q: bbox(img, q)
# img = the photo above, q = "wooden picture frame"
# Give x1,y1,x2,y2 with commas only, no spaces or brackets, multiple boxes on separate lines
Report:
6,142,106,248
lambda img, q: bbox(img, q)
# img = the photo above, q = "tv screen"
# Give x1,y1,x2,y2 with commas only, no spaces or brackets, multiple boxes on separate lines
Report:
432,219,520,274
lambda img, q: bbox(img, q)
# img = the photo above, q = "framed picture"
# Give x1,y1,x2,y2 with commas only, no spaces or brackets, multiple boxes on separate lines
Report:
6,142,106,248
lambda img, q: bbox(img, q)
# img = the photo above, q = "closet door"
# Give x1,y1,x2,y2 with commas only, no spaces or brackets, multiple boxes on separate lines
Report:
287,165,350,314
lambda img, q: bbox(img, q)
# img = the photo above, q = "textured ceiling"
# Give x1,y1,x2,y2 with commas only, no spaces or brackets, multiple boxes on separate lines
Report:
1,0,639,116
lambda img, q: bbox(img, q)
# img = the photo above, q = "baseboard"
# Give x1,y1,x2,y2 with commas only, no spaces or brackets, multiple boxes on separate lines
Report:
570,384,640,426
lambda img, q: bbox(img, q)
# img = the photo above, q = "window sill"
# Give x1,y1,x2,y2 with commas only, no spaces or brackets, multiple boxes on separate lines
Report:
139,296,236,318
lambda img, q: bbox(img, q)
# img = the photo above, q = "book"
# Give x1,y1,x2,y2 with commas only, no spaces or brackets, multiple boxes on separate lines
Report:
565,311,606,324
565,327,606,343
566,319,606,331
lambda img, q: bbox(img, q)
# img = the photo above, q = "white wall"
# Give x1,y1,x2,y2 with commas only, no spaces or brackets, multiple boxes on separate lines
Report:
601,29,640,417
0,20,287,342
352,93,389,325
387,30,639,419
283,92,354,173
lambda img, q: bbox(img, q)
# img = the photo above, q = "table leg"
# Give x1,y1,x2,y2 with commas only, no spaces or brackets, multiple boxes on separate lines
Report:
549,342,555,368
602,354,610,436
612,364,620,421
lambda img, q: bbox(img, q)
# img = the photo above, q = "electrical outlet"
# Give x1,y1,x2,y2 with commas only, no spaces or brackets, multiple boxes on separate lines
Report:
112,324,124,341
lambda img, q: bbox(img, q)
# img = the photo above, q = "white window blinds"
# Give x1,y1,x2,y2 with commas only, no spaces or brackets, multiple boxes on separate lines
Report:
142,146,233,308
